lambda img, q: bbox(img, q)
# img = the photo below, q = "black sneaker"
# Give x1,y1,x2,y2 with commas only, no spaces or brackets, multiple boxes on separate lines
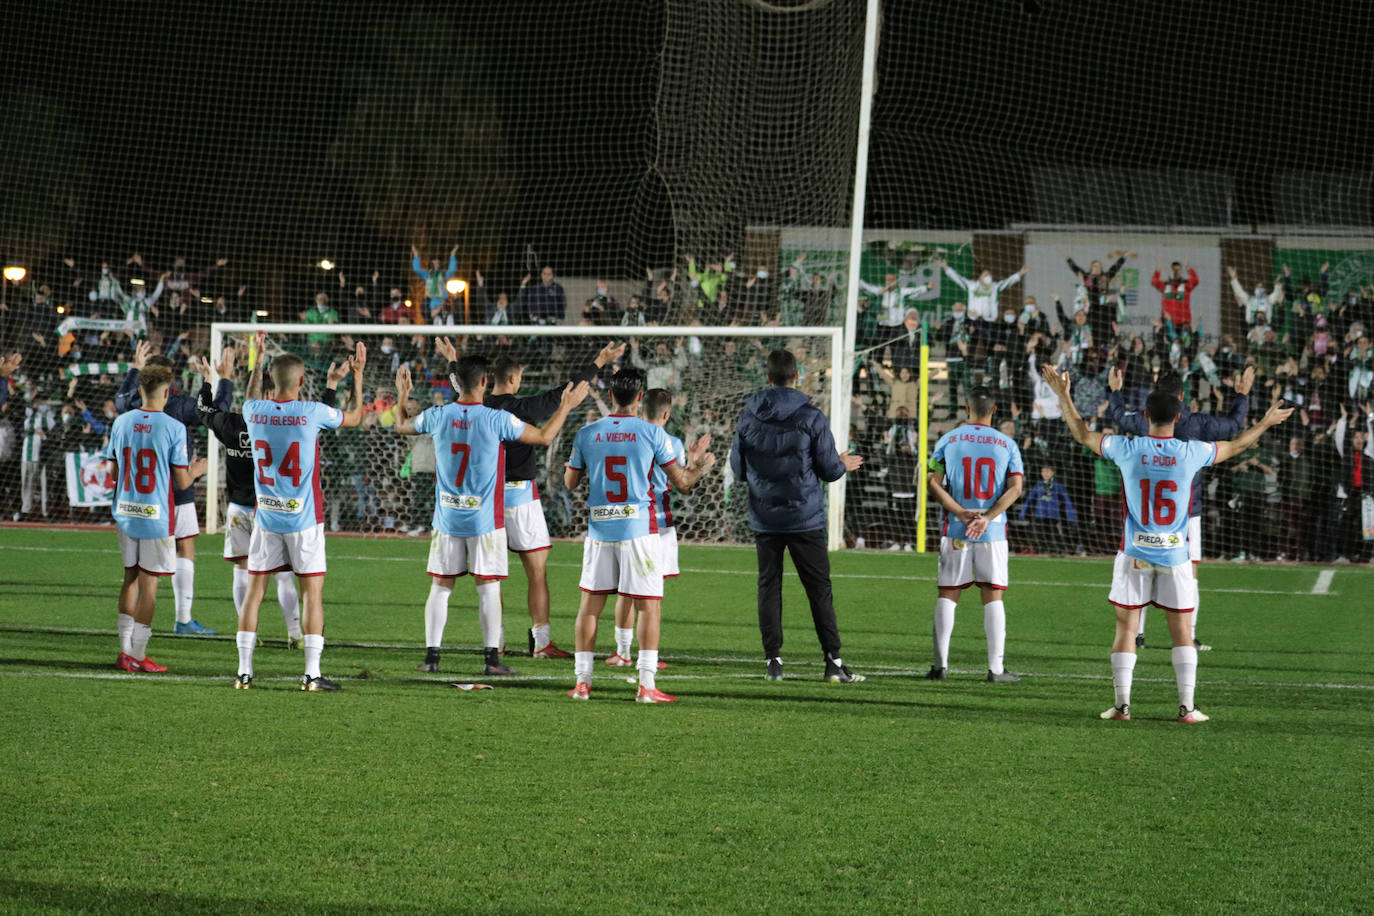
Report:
986,670,1021,683
301,675,341,692
1135,634,1146,649
924,666,946,680
233,674,253,690
415,661,440,673
765,658,783,681
483,661,519,676
823,660,866,683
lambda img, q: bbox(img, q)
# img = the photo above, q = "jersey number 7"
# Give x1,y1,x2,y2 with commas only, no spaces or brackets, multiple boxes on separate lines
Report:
450,443,470,486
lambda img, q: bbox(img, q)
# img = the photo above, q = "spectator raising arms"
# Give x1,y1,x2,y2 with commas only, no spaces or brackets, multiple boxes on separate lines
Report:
939,259,1027,321
411,245,458,317
1152,255,1199,337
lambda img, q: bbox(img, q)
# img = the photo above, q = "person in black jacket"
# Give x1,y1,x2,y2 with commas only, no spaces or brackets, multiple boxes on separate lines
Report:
731,349,865,683
431,335,626,658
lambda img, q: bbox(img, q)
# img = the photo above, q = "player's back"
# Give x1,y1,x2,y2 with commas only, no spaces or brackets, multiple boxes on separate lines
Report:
418,401,525,537
107,409,186,539
243,398,343,532
1103,434,1216,566
572,414,673,542
931,423,1024,542
651,432,686,529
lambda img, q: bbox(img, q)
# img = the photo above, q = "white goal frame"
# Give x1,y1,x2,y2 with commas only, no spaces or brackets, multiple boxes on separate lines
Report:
208,322,850,550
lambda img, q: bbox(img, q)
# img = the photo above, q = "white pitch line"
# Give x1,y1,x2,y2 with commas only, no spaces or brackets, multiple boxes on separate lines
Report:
0,545,1348,597
1312,570,1335,595
3,667,1372,691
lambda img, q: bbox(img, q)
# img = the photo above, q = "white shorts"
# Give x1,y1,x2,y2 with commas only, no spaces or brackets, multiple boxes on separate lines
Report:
1187,515,1201,563
937,537,1009,590
1108,552,1197,612
249,523,327,577
504,497,552,553
223,503,255,561
174,501,200,540
427,529,509,579
579,534,664,600
660,527,680,578
118,530,176,576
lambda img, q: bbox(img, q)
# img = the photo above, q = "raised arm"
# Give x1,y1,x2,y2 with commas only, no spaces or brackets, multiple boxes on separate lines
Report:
1214,401,1294,464
516,381,591,446
663,439,716,494
1041,365,1103,453
339,342,367,428
392,364,419,435
247,331,266,400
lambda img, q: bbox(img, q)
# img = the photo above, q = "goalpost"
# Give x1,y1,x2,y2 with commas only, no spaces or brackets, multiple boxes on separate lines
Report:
207,322,850,550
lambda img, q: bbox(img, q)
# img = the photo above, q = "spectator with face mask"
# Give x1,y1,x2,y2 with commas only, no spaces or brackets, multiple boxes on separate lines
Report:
1152,256,1199,338
937,259,1024,322
516,265,567,325
1060,250,1133,354
933,300,974,417
1228,265,1285,326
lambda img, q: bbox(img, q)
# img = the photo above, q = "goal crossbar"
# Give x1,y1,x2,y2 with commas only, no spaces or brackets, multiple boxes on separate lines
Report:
207,322,850,549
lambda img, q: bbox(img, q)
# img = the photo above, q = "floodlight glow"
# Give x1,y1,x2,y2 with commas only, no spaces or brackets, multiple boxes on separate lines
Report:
2,266,26,283
445,278,467,295
319,259,335,270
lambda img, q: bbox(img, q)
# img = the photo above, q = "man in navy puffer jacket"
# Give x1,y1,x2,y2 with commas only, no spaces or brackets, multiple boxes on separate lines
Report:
731,349,865,683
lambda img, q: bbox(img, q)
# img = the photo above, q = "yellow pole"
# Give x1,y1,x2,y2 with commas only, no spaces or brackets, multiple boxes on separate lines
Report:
916,319,930,553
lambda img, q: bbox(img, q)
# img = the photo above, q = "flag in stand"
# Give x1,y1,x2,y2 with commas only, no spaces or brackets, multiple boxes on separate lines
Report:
64,362,131,379
66,452,116,507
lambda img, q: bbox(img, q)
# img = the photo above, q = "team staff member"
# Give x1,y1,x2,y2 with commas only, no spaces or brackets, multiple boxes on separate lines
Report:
731,349,865,683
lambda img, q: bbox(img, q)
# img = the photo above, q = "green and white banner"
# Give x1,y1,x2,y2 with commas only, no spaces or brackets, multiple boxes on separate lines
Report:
65,452,115,507
56,316,146,337
63,362,131,379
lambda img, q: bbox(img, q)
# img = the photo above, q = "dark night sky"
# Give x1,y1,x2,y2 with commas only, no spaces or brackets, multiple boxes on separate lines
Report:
3,0,1372,298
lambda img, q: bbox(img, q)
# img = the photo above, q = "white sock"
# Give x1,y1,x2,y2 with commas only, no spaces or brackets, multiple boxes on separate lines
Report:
984,600,1006,675
131,622,152,659
1172,645,1198,711
304,633,324,679
614,626,634,659
425,582,453,648
231,567,249,616
1191,594,1200,641
531,624,551,651
574,650,594,684
933,597,956,668
275,571,302,639
476,582,502,649
1111,651,1136,709
172,557,194,624
236,631,256,677
1136,607,1148,637
637,649,658,691
118,613,135,655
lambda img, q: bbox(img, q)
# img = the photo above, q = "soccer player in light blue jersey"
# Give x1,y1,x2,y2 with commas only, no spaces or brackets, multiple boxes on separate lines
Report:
233,339,368,692
1042,365,1292,723
564,369,715,703
105,363,207,673
925,386,1026,683
393,356,589,676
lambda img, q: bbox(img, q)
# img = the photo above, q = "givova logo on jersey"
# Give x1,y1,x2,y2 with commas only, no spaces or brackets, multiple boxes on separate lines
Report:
591,504,637,522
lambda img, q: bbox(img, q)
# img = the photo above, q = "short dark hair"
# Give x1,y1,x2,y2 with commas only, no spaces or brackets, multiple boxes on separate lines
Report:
453,355,488,393
271,353,305,391
1170,261,1182,269
139,364,173,396
766,349,797,385
490,356,523,386
610,368,644,407
1146,391,1181,425
1154,370,1184,400
643,388,672,420
967,385,996,418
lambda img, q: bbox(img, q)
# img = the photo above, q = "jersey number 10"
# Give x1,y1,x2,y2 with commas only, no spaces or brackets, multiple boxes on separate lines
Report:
961,456,996,500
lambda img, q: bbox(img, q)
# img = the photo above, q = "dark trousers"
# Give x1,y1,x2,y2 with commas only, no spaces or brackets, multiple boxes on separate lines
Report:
756,528,843,660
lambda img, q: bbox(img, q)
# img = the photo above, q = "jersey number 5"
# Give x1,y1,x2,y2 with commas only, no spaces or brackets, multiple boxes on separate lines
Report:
961,456,996,500
604,456,628,502
254,440,303,487
1138,479,1178,525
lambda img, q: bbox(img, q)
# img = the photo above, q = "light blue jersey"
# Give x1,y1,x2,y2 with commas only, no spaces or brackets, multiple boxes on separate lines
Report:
568,414,676,542
652,433,686,529
414,401,526,538
1101,434,1217,566
929,424,1024,542
105,410,188,539
243,399,344,533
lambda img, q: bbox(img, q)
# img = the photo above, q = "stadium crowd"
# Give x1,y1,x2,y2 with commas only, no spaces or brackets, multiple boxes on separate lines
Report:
1,248,1371,564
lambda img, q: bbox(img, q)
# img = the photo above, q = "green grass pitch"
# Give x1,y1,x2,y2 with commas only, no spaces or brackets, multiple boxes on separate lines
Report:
1,527,1371,914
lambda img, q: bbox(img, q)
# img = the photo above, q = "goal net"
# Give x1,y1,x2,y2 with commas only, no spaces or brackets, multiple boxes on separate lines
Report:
207,323,846,547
